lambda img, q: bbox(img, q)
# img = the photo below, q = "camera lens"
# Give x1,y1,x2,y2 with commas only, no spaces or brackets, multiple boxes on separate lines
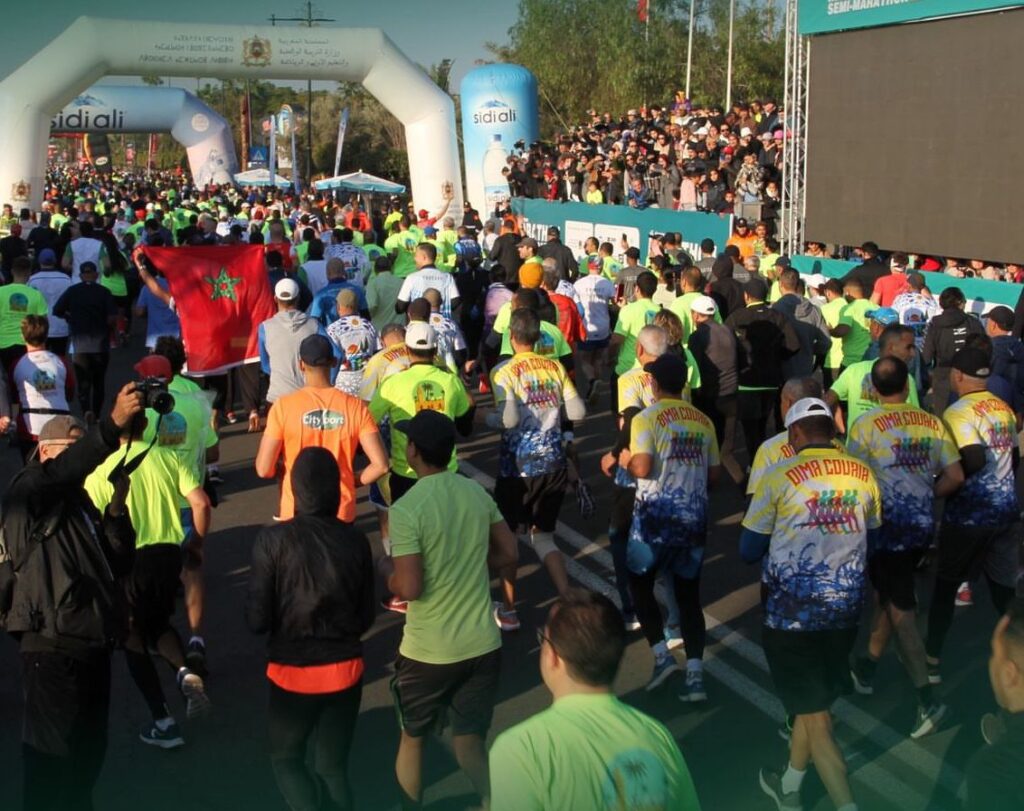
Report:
150,390,175,415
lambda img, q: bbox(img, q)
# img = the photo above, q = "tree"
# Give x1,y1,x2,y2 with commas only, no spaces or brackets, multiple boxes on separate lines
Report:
489,0,784,135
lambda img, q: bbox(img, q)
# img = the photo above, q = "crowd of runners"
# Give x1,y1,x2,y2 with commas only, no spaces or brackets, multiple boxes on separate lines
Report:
0,167,1022,811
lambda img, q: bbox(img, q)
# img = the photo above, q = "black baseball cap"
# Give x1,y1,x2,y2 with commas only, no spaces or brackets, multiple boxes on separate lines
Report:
644,353,688,394
299,334,335,367
950,347,992,378
395,410,456,461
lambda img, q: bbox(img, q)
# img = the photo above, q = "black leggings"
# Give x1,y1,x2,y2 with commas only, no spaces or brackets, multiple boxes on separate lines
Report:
268,680,363,811
629,569,706,660
72,352,109,416
925,575,1015,660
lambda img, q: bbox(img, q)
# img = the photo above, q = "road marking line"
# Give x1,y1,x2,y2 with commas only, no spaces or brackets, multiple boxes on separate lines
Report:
460,461,963,807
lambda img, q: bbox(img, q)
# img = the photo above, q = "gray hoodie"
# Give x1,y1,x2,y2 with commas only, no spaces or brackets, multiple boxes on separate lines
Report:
773,293,831,379
260,309,321,403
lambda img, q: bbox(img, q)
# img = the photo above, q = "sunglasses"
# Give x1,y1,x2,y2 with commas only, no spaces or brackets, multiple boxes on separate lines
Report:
535,628,556,652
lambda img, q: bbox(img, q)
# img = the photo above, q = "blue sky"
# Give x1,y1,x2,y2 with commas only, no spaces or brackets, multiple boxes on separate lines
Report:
1,0,520,91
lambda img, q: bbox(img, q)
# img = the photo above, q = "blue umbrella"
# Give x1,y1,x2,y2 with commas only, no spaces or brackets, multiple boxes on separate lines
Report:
313,170,406,194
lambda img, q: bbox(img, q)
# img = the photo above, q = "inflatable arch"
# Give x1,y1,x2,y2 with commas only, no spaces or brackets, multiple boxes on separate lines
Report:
52,85,239,187
0,16,462,212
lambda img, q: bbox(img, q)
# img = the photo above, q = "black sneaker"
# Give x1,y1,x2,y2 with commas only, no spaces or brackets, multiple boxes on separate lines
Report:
185,638,207,678
758,767,803,811
140,721,184,749
850,658,875,695
910,702,946,739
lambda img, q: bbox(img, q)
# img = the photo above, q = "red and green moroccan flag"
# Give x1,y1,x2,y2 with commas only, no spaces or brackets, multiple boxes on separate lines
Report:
141,244,275,375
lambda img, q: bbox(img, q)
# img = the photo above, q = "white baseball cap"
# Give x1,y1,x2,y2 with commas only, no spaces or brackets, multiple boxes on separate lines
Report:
275,278,299,301
690,295,718,316
784,397,833,428
405,321,437,351
804,273,828,290
740,126,753,138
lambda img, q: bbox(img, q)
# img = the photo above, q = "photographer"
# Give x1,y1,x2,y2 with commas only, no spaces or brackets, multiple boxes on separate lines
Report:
0,384,142,810
85,381,212,750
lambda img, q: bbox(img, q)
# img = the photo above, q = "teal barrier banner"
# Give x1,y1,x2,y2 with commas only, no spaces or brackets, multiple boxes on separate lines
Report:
511,198,732,265
790,255,1022,311
798,0,1019,35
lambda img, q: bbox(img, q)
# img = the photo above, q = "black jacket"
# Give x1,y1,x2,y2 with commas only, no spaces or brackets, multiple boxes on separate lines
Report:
725,301,801,389
841,257,889,297
0,417,135,651
708,256,744,320
538,240,580,281
488,233,522,283
246,449,375,666
921,308,985,368
965,711,1024,811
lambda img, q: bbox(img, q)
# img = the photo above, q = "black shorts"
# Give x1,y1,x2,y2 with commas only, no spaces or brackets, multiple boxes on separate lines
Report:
936,522,1019,588
868,549,923,611
494,471,568,533
124,544,182,642
389,471,418,505
762,626,857,716
390,649,500,738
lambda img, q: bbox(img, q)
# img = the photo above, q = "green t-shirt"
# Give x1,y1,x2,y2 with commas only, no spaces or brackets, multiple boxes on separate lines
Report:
614,299,661,375
602,256,622,281
821,296,846,370
629,346,702,393
499,320,572,359
368,363,471,478
838,298,873,366
830,359,920,428
669,292,722,342
294,241,311,266
0,283,47,348
142,375,217,480
85,444,201,547
384,231,420,278
389,471,502,664
100,268,128,297
489,693,702,811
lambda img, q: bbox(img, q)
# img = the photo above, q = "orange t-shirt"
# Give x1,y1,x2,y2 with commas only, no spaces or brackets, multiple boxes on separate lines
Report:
265,386,379,523
727,233,758,259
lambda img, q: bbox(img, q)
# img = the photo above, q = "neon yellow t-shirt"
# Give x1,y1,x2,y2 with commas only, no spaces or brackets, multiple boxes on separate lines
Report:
821,297,846,370
489,693,702,811
384,231,420,278
629,398,720,546
390,471,502,664
838,298,873,366
142,376,217,480
85,444,201,547
368,362,471,478
499,320,572,359
613,299,661,376
0,284,47,348
846,402,959,551
626,348,701,397
602,256,622,281
742,446,881,630
830,359,919,429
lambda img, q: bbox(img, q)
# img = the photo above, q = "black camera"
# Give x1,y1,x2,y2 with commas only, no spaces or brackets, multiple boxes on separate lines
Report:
135,377,175,415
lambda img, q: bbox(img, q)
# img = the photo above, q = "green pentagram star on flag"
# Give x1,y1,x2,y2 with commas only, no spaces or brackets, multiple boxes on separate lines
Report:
205,267,243,302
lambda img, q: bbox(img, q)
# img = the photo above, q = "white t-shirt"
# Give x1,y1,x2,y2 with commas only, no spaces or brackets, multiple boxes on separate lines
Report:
28,270,72,337
301,259,330,296
68,237,103,283
574,273,616,340
13,349,71,436
397,266,460,318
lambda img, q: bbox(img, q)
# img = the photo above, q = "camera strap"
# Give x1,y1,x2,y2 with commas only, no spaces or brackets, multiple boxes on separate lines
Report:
107,413,163,484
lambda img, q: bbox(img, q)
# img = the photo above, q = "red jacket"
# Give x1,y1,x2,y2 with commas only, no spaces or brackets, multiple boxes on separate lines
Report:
549,293,586,347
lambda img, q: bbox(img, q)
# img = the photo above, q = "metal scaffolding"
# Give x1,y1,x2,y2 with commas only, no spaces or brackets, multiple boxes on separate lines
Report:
781,0,810,256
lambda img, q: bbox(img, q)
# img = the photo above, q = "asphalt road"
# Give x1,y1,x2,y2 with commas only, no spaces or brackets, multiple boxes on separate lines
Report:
0,332,1002,811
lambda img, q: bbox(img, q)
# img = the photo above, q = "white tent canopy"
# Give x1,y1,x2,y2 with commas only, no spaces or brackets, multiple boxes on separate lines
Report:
314,170,406,194
234,168,290,188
